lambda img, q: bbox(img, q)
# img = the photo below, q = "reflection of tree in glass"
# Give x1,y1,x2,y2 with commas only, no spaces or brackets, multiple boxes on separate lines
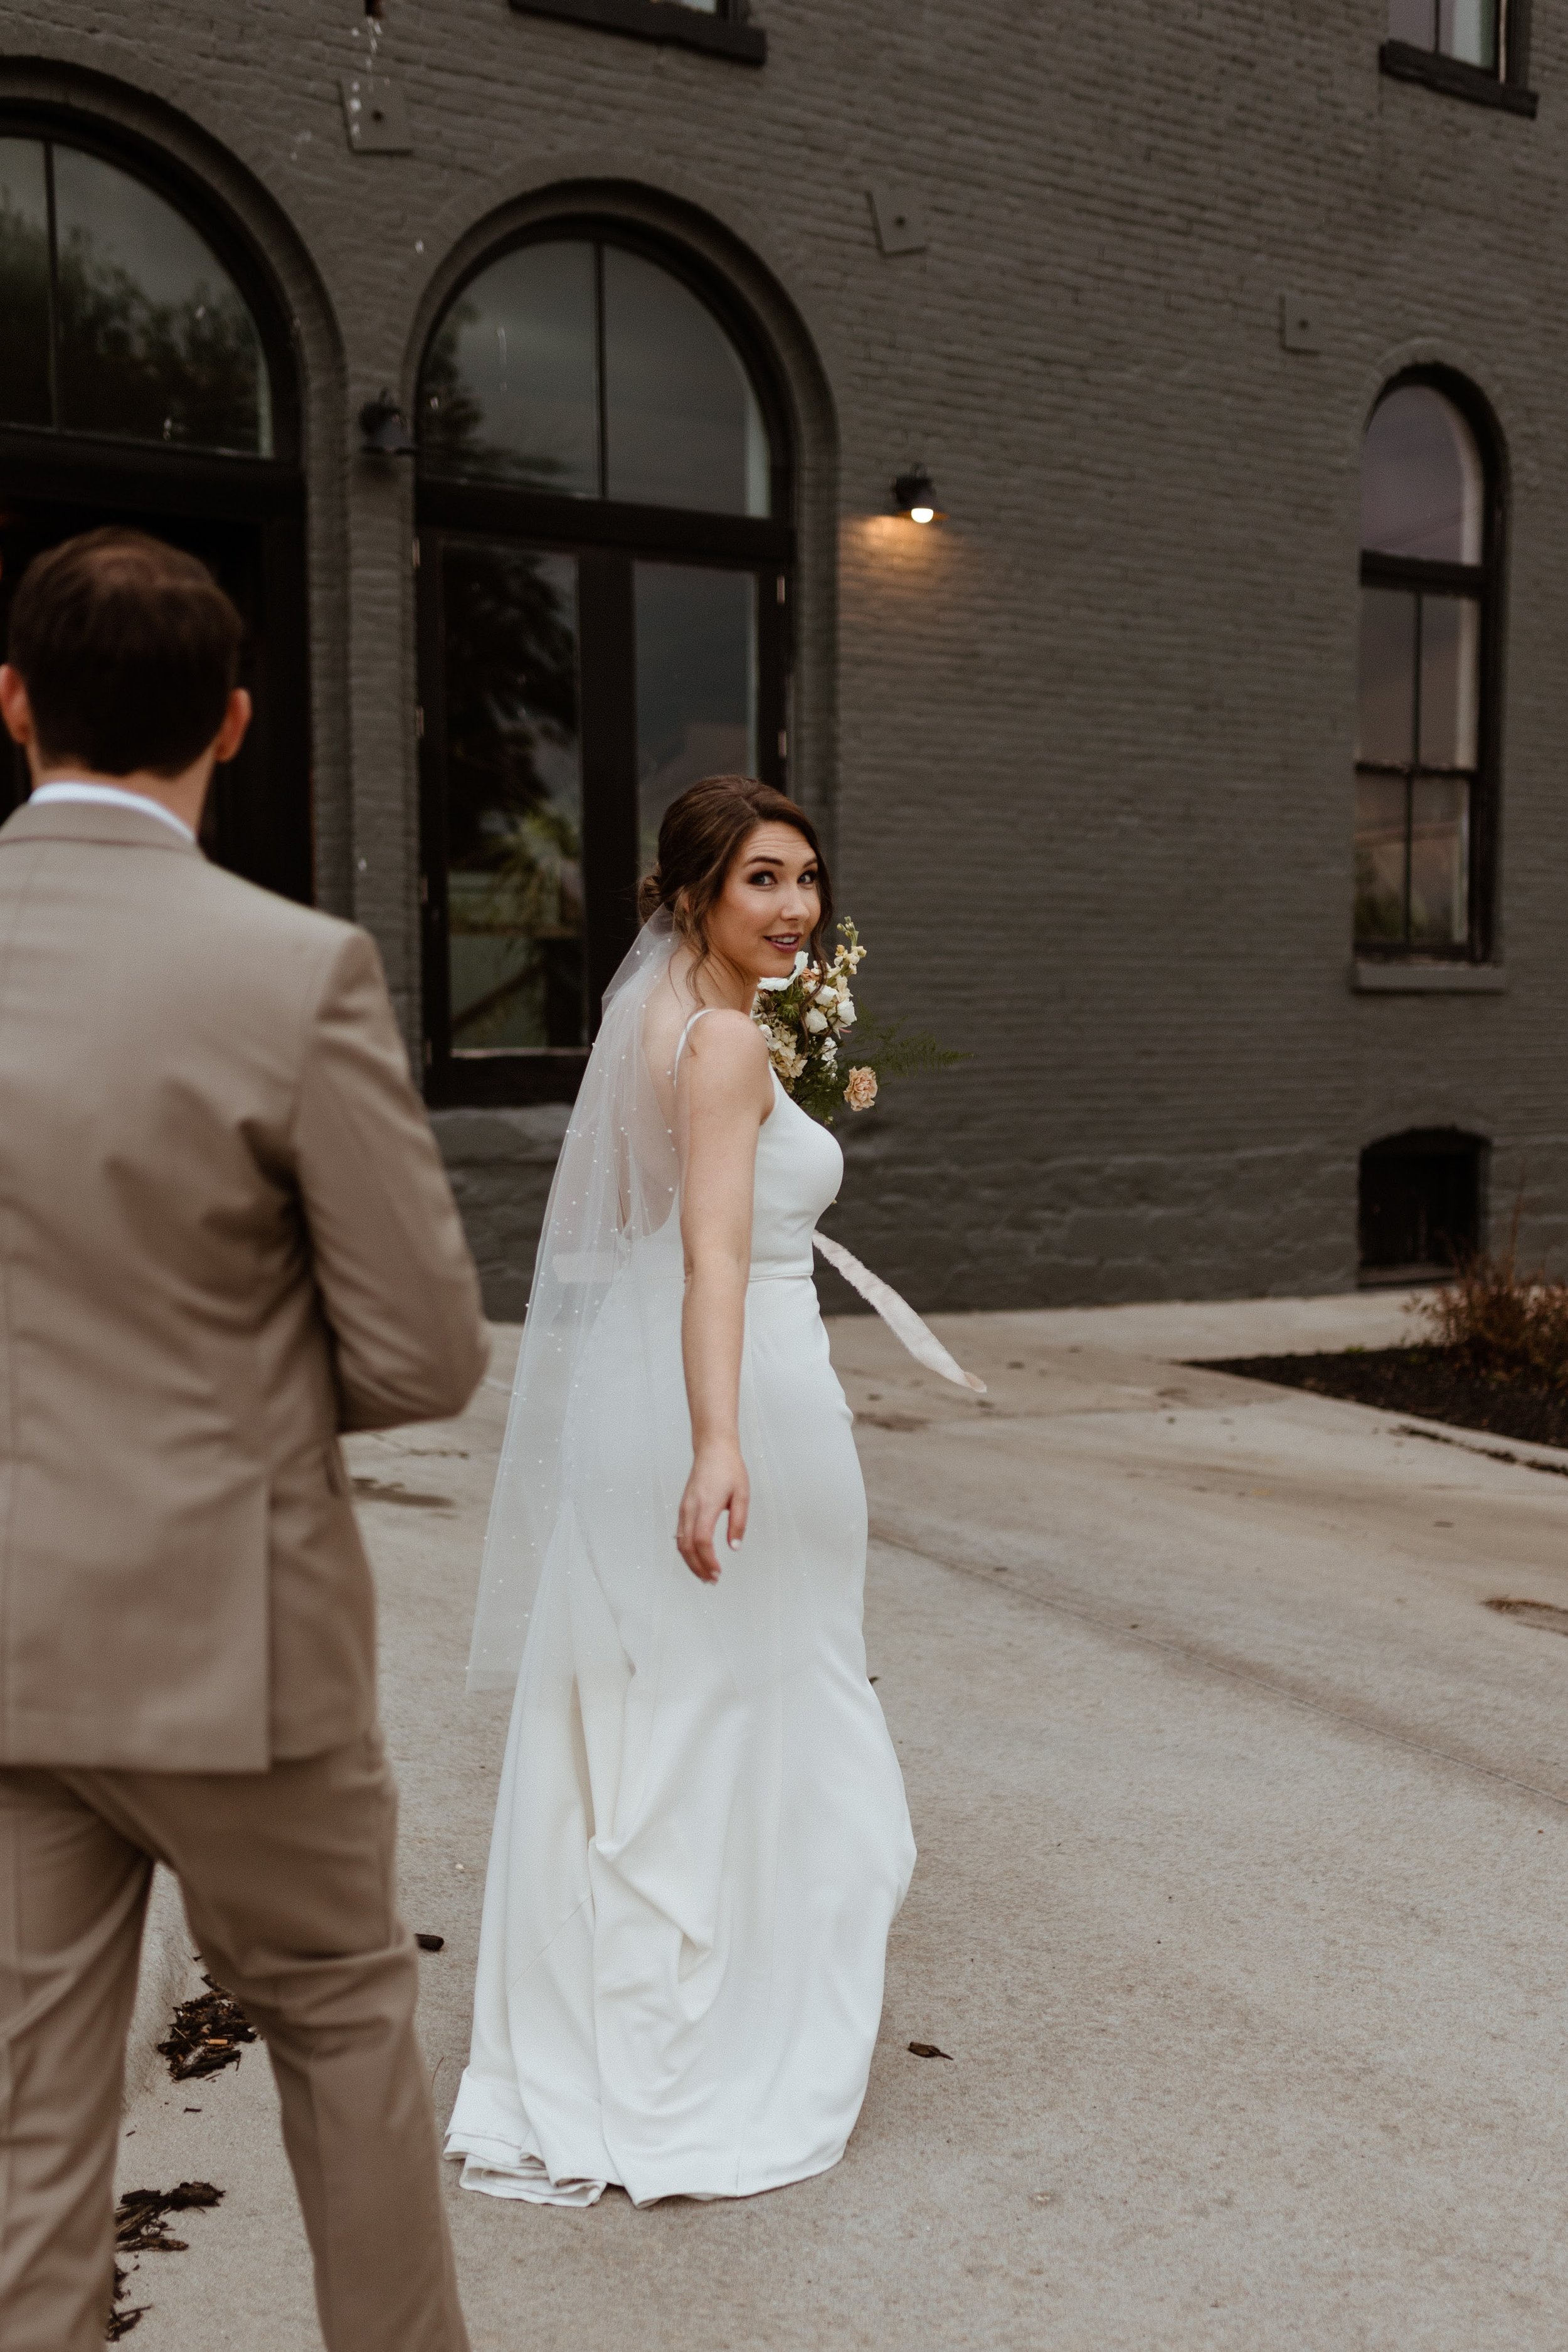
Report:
452,805,585,1046
0,192,51,425
419,302,575,490
56,228,265,452
420,303,486,470
1355,854,1404,944
445,546,583,1045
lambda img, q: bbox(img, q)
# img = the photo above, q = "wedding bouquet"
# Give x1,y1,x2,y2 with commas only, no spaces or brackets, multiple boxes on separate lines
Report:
751,919,963,1126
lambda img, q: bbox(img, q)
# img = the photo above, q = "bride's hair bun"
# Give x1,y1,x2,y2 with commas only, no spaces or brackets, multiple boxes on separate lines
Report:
640,775,832,961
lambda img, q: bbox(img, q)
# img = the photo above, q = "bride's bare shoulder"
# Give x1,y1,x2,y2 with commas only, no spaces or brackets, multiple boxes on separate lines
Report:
682,1008,770,1098
686,1007,768,1066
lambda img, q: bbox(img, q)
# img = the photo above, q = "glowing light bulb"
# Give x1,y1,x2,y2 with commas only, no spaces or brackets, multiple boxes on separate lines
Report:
889,469,941,524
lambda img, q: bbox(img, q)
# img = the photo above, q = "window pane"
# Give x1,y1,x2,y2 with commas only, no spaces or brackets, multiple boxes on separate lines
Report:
635,563,758,869
442,545,586,1052
1361,386,1483,564
53,146,270,455
605,248,770,517
1409,776,1469,945
420,242,598,494
1357,587,1417,766
1355,775,1409,946
1438,0,1497,66
0,140,51,428
1388,0,1436,40
1418,594,1480,768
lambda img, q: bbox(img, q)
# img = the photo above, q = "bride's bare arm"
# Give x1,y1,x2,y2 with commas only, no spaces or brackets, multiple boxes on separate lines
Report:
676,1011,772,1583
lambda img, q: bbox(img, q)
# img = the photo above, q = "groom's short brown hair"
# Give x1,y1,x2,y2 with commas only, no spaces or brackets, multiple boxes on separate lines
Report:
8,527,243,779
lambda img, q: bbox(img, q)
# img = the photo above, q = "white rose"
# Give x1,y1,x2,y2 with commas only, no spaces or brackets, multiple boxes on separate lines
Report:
837,996,857,1026
803,1007,829,1034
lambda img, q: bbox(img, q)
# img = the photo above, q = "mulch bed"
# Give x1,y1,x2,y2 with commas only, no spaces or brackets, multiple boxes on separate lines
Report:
1200,1343,1568,1453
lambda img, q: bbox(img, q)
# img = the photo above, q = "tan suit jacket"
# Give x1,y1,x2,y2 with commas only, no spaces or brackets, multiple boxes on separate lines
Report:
0,797,489,1772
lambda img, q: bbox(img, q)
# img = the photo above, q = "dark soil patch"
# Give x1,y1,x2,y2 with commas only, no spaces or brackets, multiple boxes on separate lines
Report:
107,2269,148,2341
109,2183,225,2338
1488,1597,1568,1635
351,1476,453,1510
116,2180,224,2255
156,1976,257,2083
1200,1343,1568,1453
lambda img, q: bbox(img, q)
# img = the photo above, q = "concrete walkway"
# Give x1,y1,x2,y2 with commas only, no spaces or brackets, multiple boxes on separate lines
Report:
115,1290,1568,2351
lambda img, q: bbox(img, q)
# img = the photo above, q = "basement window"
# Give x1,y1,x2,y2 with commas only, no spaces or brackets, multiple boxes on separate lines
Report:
1359,1128,1485,1285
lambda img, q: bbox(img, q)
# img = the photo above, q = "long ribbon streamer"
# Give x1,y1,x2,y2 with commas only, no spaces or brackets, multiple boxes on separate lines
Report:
812,1232,987,1395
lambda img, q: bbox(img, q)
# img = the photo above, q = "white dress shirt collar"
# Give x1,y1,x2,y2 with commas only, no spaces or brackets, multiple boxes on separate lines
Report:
27,780,196,844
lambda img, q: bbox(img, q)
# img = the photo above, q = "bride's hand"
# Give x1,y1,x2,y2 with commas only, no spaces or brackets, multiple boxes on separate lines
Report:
677,1441,749,1584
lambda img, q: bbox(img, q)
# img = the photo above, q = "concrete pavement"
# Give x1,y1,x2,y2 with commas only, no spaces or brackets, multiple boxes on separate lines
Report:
115,1290,1568,2349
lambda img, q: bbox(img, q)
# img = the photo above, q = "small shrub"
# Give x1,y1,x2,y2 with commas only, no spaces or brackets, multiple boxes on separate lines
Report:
1412,1232,1568,1391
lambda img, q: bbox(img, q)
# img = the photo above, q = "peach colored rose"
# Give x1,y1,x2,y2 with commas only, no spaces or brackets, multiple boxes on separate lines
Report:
842,1065,878,1112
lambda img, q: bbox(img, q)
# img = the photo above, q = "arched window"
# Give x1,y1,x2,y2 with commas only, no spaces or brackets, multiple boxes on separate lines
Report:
416,230,793,1104
1354,376,1499,962
0,127,310,902
0,134,272,455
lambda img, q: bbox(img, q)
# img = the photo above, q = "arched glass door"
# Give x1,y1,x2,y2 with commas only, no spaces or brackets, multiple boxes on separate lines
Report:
0,125,311,902
416,230,793,1104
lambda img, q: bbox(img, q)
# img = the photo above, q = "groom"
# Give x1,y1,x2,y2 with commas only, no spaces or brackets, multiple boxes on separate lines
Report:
0,531,488,2352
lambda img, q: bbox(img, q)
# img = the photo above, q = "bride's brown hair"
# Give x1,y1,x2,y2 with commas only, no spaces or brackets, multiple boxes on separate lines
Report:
638,775,833,965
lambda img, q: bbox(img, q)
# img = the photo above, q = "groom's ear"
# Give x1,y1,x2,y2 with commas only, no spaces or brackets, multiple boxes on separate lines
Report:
0,664,35,750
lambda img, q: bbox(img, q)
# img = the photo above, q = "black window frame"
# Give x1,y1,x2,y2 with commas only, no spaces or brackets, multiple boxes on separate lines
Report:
508,0,765,65
1380,0,1537,115
0,110,300,465
0,108,313,905
416,220,794,1109
1355,367,1505,968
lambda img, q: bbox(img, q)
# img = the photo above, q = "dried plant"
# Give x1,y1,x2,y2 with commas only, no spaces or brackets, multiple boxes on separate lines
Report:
1411,1192,1568,1390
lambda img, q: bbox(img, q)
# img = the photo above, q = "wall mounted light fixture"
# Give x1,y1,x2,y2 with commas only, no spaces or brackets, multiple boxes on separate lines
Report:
891,466,942,524
359,391,416,457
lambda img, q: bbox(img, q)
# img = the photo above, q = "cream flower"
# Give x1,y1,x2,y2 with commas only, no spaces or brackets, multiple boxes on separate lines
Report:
803,1007,829,1034
755,950,808,994
837,997,857,1026
843,1065,877,1111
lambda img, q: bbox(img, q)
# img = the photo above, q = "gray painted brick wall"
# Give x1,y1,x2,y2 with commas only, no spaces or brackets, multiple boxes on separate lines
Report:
1,2,1561,1313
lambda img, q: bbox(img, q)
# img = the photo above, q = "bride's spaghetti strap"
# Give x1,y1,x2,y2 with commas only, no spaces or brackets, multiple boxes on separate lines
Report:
673,1007,714,1076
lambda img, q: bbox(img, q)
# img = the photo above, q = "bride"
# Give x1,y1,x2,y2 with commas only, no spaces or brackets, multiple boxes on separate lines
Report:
446,774,917,2206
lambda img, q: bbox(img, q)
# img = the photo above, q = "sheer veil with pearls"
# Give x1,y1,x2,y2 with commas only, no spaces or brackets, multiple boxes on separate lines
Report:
465,913,686,1692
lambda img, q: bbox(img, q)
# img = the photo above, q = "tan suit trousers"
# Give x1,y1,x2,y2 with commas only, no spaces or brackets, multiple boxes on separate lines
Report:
0,1732,469,2352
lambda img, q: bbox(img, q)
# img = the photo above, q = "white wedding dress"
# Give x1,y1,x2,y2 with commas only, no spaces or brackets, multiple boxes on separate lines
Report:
446,1024,917,2206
